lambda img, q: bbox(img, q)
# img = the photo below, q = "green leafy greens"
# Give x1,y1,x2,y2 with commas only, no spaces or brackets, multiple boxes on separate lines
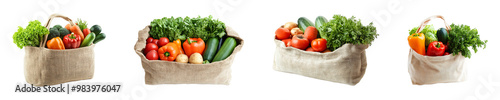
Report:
409,25,436,35
75,18,88,31
149,15,226,41
13,20,49,49
319,15,378,51
447,24,487,58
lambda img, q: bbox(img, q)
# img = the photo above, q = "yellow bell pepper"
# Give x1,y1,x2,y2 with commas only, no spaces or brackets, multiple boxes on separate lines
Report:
46,37,65,50
408,33,425,55
174,39,184,54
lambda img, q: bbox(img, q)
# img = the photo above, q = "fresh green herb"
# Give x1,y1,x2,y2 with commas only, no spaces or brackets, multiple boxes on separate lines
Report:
149,15,226,41
447,24,487,58
12,20,49,49
75,18,87,31
319,15,378,51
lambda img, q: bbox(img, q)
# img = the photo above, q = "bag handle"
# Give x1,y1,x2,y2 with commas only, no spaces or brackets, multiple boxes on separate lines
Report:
415,15,451,34
40,14,75,48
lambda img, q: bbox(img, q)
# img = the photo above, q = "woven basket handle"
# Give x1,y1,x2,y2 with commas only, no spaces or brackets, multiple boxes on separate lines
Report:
40,14,75,48
415,15,451,34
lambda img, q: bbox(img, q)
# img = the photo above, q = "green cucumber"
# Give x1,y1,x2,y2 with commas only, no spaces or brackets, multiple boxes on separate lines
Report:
90,25,102,35
217,35,227,52
315,16,328,38
436,28,448,44
203,37,219,62
315,16,328,30
81,32,95,47
298,17,314,32
212,37,237,62
93,33,106,44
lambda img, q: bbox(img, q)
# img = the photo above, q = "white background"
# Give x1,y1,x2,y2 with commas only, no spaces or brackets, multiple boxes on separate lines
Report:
1,0,499,100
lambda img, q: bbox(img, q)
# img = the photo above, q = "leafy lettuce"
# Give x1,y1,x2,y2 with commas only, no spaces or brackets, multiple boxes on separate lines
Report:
13,20,49,49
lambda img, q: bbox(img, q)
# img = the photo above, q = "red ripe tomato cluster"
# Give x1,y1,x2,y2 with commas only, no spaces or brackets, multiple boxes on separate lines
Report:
275,22,329,53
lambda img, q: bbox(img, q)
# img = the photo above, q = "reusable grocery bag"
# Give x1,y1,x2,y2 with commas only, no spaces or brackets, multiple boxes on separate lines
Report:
408,15,466,85
134,25,243,85
273,40,369,85
24,14,95,86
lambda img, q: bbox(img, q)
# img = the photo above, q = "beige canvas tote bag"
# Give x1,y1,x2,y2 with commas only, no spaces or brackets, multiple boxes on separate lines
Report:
135,25,243,85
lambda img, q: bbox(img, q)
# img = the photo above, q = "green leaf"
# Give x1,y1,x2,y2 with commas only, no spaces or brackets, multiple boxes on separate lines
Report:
319,15,378,51
12,20,49,49
447,24,487,58
149,15,226,41
75,18,88,31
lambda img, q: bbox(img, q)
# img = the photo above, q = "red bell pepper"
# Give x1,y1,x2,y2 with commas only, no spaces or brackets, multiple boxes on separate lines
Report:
183,38,205,57
63,33,82,49
427,41,446,56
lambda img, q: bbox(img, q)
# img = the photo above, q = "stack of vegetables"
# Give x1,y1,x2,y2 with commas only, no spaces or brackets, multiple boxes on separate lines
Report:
13,19,105,50
275,15,378,52
408,24,487,58
143,16,237,64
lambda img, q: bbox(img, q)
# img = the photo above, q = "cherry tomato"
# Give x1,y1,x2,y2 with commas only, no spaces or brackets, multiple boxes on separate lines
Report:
306,47,315,52
82,28,91,37
311,38,327,52
304,26,318,42
275,28,291,40
152,39,159,45
158,37,169,47
291,34,309,50
282,39,291,47
146,50,159,60
322,49,332,53
144,43,158,54
147,37,154,43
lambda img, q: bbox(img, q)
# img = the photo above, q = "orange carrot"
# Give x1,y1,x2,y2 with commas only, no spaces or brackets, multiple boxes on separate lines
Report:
65,24,72,31
71,25,85,40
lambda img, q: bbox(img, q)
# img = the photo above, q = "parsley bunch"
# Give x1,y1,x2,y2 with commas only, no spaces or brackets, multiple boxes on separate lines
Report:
149,15,226,41
448,24,487,58
319,15,378,51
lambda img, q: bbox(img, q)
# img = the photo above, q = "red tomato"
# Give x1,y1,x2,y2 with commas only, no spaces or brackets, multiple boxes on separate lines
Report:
311,38,327,52
158,37,169,47
282,39,291,47
304,26,318,42
147,37,154,43
322,49,332,53
275,28,291,40
144,43,158,54
291,34,309,50
146,50,159,60
82,28,91,37
152,39,159,45
306,47,315,52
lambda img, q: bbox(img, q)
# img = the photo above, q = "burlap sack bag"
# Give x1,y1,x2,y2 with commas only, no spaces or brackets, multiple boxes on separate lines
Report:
134,25,243,85
408,15,466,85
273,40,369,85
24,14,95,86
